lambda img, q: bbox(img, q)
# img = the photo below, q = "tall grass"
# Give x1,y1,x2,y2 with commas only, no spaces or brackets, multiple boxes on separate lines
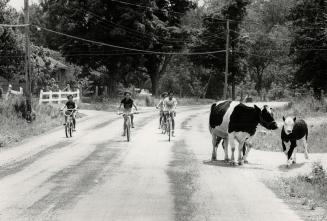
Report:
0,97,63,147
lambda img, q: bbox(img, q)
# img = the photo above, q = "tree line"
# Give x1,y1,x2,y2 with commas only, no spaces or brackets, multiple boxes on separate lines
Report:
0,0,326,99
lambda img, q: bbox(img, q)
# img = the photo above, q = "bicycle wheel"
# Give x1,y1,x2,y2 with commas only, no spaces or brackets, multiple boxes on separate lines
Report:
65,124,69,138
69,122,73,137
126,117,131,142
167,118,171,142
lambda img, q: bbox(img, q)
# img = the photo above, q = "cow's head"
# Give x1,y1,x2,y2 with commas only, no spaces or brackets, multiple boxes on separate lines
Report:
255,105,278,130
283,116,296,135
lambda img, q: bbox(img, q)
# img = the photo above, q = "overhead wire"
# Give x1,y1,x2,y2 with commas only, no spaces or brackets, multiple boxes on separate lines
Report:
35,25,226,55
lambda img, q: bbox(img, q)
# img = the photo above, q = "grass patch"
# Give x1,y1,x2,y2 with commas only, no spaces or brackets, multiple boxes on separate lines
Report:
0,97,78,147
266,162,327,221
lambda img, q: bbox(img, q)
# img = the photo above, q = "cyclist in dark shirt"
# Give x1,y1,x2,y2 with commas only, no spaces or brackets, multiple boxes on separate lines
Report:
61,95,77,130
119,91,138,129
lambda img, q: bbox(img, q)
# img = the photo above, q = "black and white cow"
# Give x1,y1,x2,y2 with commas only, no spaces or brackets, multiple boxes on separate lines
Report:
209,101,278,165
281,117,309,167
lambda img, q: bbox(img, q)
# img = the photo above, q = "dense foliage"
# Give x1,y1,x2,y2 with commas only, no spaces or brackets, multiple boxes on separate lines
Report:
1,0,327,99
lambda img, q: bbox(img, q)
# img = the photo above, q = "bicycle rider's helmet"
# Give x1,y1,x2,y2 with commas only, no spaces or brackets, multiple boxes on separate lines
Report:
168,91,174,95
67,94,73,99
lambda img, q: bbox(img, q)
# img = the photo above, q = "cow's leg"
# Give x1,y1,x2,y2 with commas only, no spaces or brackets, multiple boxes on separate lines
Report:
287,141,296,167
211,135,217,161
292,146,297,164
243,141,252,164
211,136,221,161
228,133,237,165
223,138,229,162
302,137,309,160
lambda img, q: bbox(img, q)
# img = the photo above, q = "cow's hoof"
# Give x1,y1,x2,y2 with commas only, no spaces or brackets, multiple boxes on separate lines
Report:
244,160,249,164
230,161,237,166
292,160,296,164
211,157,217,161
224,158,230,163
305,155,309,160
238,161,244,166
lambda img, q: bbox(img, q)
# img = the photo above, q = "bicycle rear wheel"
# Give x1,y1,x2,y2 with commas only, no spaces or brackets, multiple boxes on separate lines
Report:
167,118,171,142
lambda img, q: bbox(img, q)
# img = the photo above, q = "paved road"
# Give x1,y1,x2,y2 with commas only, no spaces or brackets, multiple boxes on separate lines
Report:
0,104,310,221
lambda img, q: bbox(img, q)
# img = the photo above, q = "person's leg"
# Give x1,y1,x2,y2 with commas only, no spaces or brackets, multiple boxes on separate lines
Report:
171,113,175,136
122,116,127,136
131,113,134,128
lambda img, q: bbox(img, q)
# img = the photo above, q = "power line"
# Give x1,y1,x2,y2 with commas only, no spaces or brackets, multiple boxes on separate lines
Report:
35,25,226,55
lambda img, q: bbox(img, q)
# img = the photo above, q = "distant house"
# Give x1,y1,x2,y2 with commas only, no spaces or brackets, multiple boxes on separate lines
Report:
34,55,75,89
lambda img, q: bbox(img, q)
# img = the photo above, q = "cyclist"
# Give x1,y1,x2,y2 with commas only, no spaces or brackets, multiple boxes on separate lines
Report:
119,91,138,135
61,94,77,131
156,92,168,129
163,91,177,136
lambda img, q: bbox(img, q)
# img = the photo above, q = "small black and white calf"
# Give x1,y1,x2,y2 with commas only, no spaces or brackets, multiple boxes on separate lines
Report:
281,117,309,167
209,101,278,165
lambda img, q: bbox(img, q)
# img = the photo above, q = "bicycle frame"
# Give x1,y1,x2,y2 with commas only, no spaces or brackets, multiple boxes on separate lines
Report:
62,109,77,138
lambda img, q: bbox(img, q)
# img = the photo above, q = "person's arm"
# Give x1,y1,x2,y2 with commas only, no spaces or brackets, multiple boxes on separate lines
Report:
61,103,67,111
156,100,162,109
118,102,123,112
173,99,177,111
133,102,138,111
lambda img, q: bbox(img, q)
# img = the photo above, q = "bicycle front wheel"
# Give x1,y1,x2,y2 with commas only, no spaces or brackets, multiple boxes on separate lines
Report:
65,124,69,138
69,122,73,137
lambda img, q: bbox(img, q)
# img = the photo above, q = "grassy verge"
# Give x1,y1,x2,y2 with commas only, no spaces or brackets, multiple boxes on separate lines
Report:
266,162,327,221
0,97,80,147
252,97,327,153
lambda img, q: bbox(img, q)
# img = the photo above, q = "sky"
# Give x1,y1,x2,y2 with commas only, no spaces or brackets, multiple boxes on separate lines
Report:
8,0,39,11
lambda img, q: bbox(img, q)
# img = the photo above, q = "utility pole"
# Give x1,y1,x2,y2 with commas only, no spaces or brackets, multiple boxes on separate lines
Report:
223,19,229,100
24,0,32,108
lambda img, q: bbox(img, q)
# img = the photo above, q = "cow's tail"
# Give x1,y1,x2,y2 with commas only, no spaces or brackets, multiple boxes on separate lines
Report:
209,103,216,132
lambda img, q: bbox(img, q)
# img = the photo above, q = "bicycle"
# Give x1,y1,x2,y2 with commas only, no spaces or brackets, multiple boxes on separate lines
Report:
119,111,138,142
61,109,76,138
163,110,174,142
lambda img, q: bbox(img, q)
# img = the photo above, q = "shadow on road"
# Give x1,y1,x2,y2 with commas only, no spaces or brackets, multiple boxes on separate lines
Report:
278,162,306,172
203,160,268,171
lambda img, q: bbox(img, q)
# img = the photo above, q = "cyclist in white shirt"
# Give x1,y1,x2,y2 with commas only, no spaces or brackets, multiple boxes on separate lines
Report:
163,91,177,136
156,92,168,129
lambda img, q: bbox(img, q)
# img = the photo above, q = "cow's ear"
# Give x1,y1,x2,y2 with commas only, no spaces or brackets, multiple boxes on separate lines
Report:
254,105,261,112
293,117,296,122
283,116,285,122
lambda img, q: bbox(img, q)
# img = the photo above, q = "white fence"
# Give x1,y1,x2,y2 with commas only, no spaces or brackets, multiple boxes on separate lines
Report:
4,86,23,100
39,89,80,104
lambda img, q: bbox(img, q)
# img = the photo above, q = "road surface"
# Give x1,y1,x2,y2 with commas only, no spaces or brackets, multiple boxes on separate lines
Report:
0,103,320,221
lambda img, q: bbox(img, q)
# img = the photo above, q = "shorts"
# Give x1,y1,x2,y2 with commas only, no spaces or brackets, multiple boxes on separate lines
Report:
164,110,176,118
123,108,133,115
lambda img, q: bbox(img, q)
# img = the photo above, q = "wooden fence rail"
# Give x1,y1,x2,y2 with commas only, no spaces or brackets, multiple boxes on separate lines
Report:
39,89,80,104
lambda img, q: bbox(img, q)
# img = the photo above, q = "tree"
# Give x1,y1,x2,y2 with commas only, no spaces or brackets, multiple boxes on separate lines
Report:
0,0,24,83
39,0,195,95
245,34,277,96
289,0,327,97
190,0,249,99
